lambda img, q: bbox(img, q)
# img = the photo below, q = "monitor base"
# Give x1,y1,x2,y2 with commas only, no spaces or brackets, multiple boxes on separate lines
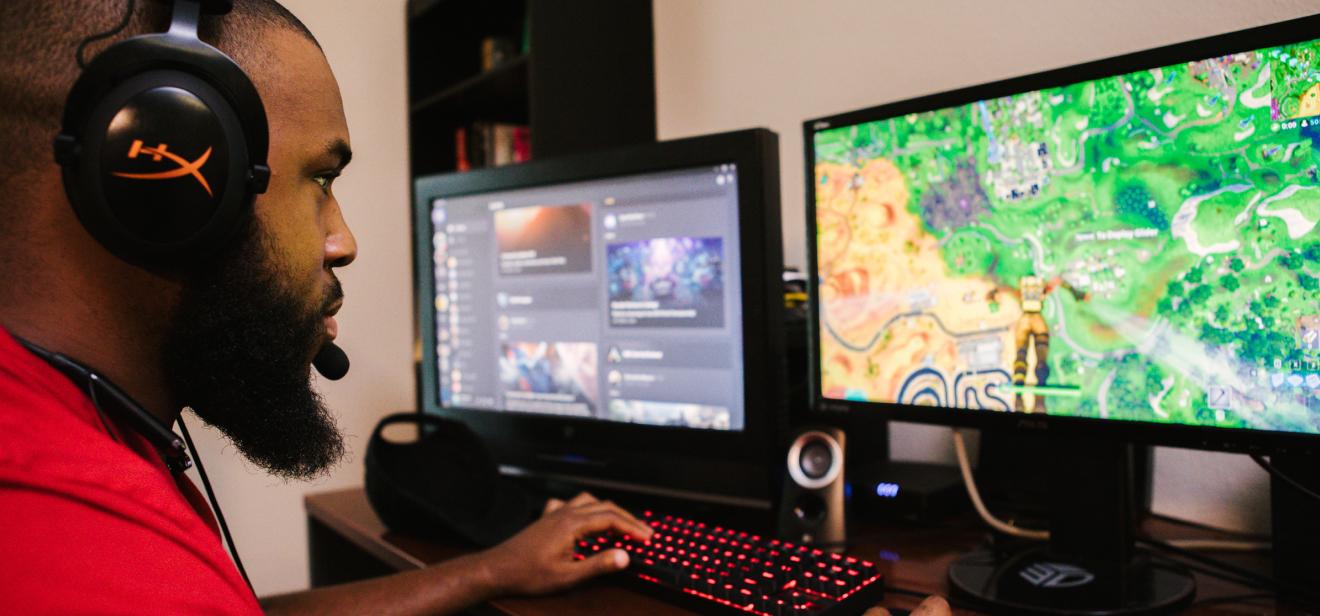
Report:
948,547,1195,616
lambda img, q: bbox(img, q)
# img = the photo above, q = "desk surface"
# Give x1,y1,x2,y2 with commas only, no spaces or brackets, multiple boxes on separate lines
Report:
306,488,1280,615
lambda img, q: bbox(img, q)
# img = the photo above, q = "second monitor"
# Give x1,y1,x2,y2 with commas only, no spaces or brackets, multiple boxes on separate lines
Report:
414,129,786,507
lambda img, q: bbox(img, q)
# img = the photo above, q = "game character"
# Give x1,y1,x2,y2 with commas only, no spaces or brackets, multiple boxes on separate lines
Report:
987,275,1087,412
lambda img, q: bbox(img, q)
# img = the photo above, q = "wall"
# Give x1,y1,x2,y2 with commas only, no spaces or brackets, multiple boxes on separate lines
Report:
183,0,413,597
654,0,1317,536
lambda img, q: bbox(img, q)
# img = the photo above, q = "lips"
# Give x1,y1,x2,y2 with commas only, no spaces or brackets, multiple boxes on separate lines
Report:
324,300,343,341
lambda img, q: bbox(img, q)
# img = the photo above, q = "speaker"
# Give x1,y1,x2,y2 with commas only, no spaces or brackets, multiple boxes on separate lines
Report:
778,427,846,547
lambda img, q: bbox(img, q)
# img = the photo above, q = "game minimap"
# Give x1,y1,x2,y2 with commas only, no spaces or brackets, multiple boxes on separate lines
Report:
814,41,1320,433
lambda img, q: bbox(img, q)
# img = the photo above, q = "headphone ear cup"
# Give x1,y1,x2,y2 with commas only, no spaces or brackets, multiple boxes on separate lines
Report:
61,70,250,262
56,28,270,266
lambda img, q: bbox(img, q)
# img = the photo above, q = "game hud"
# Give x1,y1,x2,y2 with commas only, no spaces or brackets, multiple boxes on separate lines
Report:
814,39,1320,434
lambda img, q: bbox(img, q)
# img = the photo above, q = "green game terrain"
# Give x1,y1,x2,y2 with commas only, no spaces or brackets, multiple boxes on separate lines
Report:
816,42,1320,434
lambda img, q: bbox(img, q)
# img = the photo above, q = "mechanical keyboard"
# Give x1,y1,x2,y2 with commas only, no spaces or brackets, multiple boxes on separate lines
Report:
574,510,885,615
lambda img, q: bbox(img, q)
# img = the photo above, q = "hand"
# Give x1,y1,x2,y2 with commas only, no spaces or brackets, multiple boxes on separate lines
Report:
474,492,654,597
865,595,951,616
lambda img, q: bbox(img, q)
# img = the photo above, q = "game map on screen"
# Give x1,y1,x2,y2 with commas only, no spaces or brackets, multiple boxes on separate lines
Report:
815,41,1320,433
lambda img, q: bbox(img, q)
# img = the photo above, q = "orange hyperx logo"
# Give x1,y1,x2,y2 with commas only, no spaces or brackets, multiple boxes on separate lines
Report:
111,139,214,197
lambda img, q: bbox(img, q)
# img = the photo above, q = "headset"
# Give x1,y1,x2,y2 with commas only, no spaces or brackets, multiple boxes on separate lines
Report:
54,0,268,263
37,0,345,595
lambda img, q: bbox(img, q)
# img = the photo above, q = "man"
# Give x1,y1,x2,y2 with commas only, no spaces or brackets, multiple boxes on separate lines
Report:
0,2,948,615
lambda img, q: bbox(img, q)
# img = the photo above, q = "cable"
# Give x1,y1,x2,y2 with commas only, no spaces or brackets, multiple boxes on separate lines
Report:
178,416,254,595
76,0,136,70
1251,454,1320,502
951,429,1049,540
1139,536,1320,606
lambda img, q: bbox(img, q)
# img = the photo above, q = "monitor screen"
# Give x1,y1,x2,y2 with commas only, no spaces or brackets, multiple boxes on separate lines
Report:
810,35,1320,435
426,164,746,431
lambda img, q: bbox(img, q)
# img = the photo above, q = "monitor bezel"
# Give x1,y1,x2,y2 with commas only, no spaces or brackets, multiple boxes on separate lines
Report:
803,13,1320,456
413,129,786,502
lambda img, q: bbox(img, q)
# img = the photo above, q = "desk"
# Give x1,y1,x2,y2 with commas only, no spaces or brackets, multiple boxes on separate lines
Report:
306,488,1279,614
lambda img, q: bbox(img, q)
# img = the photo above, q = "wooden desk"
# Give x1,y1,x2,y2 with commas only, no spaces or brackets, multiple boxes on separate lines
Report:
306,488,1281,615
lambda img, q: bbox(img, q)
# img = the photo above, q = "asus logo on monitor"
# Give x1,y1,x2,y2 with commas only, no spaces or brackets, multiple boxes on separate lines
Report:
1016,418,1049,431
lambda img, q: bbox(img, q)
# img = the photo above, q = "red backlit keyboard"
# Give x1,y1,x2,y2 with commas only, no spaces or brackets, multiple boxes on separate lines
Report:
574,510,885,615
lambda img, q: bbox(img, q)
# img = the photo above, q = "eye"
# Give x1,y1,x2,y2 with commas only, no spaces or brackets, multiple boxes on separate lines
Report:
313,171,339,194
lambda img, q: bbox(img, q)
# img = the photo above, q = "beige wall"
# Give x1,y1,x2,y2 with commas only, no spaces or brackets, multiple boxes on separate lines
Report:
655,0,1316,537
185,0,1316,597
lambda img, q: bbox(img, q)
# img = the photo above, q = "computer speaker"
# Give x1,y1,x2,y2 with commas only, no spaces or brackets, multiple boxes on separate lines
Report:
777,427,846,547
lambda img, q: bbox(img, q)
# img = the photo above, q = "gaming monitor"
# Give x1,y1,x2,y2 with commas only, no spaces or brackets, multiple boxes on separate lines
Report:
805,15,1320,612
806,14,1320,454
413,129,784,504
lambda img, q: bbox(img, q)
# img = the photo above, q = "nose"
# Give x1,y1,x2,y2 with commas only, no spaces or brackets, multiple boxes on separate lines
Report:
325,199,357,269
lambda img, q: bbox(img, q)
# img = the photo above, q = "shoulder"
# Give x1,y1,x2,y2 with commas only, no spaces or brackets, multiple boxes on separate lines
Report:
0,339,259,613
0,487,261,614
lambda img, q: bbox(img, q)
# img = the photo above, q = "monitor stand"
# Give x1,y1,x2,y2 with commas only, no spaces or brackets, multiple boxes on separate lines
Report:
947,437,1195,615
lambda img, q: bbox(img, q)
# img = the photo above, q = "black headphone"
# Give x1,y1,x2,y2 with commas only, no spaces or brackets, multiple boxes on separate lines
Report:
54,0,269,264
44,0,267,592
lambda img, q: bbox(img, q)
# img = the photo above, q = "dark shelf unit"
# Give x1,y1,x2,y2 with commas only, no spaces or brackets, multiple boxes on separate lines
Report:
406,0,656,177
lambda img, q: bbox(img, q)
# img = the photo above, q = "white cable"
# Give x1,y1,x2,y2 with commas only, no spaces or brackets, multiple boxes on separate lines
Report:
951,429,1049,540
951,429,1271,551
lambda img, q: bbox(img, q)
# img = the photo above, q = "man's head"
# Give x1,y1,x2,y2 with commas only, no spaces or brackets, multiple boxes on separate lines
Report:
0,1,357,479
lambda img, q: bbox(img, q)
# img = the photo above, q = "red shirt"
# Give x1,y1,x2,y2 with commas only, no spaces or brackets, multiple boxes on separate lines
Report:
0,328,262,614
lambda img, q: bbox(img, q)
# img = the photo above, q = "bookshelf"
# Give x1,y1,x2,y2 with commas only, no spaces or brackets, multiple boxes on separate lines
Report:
406,0,656,176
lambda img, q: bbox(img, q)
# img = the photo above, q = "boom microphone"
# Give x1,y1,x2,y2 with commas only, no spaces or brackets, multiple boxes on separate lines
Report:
313,341,350,380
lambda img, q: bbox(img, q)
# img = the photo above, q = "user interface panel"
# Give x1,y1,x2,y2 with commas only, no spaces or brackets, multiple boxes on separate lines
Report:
428,165,746,430
812,38,1320,433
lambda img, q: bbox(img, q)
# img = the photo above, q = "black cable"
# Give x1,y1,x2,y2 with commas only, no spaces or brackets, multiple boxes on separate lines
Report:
76,0,136,70
178,416,254,595
1139,536,1320,606
1251,454,1320,502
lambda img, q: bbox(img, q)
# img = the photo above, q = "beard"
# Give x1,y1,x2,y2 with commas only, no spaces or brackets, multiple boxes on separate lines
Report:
162,216,345,480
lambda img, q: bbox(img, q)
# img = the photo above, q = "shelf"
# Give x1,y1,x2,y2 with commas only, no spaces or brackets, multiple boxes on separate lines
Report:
410,55,529,124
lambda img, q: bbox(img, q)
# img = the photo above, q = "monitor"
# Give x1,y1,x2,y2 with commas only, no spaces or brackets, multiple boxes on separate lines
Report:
414,129,785,506
805,13,1320,613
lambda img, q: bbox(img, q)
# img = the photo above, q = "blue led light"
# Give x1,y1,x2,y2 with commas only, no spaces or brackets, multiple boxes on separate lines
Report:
875,482,900,498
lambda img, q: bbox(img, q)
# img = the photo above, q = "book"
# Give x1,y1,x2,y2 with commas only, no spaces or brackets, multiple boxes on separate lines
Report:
480,36,516,72
456,122,529,172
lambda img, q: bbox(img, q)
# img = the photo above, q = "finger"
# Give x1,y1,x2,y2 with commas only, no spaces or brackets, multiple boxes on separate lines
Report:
862,607,892,616
565,492,599,508
569,502,652,538
569,547,630,581
543,498,565,516
574,510,654,540
913,595,951,616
